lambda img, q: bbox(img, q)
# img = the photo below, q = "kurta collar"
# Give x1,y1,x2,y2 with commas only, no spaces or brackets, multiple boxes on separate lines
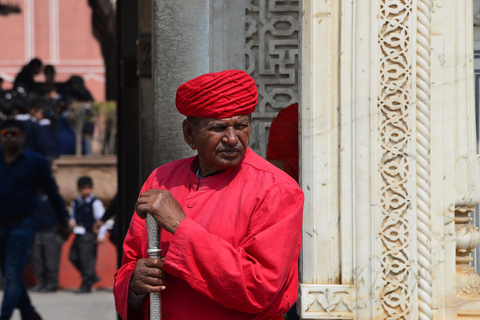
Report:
188,150,248,191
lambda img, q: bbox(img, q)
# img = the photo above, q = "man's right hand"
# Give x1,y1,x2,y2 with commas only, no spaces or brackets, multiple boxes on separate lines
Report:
135,189,186,234
130,257,167,295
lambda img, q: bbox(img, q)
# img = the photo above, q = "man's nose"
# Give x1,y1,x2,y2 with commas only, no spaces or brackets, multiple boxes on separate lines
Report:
222,127,238,146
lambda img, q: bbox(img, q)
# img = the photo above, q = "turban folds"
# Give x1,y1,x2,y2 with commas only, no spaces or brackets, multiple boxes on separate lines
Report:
176,70,258,118
266,103,299,181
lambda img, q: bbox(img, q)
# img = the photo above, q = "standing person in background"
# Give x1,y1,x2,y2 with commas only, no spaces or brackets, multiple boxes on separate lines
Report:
114,70,304,319
56,105,76,155
13,58,43,94
30,193,70,293
12,97,46,155
69,176,105,294
37,65,58,98
44,65,55,83
0,119,69,320
57,76,94,104
35,101,60,164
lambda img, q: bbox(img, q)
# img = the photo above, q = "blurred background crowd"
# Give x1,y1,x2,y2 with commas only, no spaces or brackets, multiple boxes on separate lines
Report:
0,58,116,161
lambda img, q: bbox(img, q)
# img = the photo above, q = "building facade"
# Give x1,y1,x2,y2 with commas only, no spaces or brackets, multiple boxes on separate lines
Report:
0,0,105,101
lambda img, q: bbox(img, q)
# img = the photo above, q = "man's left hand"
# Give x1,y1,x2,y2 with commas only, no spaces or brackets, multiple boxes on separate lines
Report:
135,189,186,234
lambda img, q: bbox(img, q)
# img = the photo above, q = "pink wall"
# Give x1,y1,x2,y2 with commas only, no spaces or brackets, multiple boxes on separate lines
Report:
0,0,105,101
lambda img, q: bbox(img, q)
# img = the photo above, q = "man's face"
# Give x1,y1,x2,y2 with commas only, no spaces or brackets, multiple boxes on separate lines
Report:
184,115,252,176
0,126,26,150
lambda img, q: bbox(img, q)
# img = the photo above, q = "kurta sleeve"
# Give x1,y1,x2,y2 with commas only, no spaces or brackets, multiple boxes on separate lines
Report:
163,181,303,314
114,169,164,320
113,207,149,320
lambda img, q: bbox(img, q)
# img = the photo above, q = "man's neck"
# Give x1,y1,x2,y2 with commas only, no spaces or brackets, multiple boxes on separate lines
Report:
3,147,23,165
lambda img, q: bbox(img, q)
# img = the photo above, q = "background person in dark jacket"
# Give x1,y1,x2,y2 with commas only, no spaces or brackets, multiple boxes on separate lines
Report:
13,58,43,94
12,96,46,155
30,193,70,293
0,119,69,320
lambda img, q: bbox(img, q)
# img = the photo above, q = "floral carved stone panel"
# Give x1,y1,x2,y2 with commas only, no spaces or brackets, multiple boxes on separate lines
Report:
377,1,415,319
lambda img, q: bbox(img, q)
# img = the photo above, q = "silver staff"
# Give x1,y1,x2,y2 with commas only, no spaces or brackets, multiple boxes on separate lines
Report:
146,214,162,320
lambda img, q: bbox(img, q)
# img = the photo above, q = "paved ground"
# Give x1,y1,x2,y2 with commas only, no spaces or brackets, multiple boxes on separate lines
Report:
0,288,117,320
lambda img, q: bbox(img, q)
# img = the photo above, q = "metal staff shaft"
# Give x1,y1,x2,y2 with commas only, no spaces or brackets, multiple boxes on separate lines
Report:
146,214,162,320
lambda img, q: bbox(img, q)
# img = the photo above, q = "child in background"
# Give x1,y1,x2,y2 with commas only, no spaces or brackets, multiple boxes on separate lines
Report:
69,176,105,293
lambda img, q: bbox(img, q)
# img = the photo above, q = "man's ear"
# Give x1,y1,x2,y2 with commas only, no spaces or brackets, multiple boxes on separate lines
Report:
182,119,196,150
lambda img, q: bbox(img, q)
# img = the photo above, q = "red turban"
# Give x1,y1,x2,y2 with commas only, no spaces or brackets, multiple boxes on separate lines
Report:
175,70,258,118
266,103,299,181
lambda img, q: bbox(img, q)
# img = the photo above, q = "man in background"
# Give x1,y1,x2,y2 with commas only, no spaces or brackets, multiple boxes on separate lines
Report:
0,119,69,320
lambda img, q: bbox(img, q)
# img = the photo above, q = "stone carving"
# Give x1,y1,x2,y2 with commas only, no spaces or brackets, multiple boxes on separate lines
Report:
378,1,414,318
456,205,480,297
455,156,480,298
301,285,354,317
317,288,342,313
245,0,300,156
416,1,434,319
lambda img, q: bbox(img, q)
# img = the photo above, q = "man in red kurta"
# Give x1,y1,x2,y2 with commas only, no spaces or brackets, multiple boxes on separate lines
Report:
113,70,304,320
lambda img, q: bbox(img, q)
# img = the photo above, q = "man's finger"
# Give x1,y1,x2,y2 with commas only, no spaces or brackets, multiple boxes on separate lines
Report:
135,202,147,219
142,284,167,293
143,258,162,268
142,275,166,286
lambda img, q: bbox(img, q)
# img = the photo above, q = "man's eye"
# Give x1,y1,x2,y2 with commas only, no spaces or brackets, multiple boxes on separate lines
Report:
210,126,225,132
235,124,248,130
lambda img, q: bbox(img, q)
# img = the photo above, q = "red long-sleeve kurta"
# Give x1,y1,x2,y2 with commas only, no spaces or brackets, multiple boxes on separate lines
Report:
114,148,304,320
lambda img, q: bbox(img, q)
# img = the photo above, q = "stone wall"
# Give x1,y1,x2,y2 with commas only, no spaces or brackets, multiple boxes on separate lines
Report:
52,155,117,208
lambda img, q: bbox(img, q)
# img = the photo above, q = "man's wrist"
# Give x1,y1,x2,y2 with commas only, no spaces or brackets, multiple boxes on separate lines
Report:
128,288,147,307
128,274,147,307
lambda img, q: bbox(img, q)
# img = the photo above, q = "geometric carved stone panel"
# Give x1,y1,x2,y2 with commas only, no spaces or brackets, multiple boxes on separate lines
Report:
245,0,300,157
300,285,355,319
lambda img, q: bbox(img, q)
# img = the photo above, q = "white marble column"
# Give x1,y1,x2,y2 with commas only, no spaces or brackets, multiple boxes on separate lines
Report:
299,0,480,319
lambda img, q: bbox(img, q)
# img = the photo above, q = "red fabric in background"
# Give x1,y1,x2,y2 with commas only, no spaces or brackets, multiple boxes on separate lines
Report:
176,70,258,118
266,104,299,181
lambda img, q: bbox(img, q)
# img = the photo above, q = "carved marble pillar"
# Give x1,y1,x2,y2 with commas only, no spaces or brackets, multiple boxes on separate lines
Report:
299,0,480,319
455,199,480,298
300,0,422,318
454,156,480,316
